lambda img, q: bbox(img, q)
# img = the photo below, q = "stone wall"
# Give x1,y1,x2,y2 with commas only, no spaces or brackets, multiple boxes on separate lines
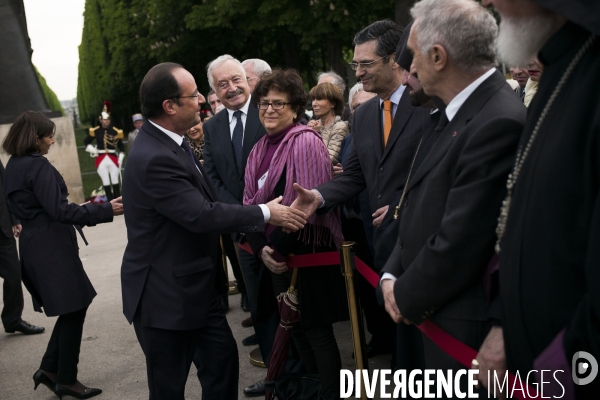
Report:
0,116,84,204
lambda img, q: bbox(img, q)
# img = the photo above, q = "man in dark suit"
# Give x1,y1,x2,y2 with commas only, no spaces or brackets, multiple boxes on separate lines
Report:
121,62,306,399
202,55,276,396
292,20,432,369
204,56,262,318
379,0,525,393
0,159,44,335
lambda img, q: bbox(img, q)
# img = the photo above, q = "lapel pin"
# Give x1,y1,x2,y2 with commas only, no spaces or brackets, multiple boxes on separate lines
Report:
452,131,457,137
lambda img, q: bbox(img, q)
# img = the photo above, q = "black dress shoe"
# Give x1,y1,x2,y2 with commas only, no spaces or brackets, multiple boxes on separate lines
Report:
242,333,258,346
55,383,102,399
240,292,250,312
244,379,266,397
241,317,253,328
33,370,55,393
4,320,45,335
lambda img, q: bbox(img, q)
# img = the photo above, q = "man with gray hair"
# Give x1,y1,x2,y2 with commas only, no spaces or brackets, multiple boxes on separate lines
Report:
376,0,525,391
241,58,271,92
317,70,346,96
202,54,279,397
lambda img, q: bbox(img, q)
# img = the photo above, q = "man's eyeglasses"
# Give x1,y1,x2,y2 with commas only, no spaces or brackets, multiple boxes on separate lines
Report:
348,55,390,71
257,101,290,110
177,92,200,100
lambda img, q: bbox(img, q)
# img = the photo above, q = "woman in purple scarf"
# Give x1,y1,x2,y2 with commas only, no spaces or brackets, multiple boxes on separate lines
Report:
244,69,348,399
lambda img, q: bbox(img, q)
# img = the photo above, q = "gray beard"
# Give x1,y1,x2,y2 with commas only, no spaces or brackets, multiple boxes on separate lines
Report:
497,15,559,67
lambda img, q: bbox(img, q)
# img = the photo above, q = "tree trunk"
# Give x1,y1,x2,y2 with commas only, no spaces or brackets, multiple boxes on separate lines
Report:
395,0,414,30
325,37,346,94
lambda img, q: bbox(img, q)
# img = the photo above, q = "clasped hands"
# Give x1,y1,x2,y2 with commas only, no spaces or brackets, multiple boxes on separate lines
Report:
261,246,288,274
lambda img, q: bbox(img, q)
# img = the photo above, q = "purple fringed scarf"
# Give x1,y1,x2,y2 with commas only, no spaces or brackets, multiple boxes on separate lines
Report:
243,123,344,249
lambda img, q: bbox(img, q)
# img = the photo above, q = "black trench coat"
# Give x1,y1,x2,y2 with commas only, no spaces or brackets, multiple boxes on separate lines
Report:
3,153,113,316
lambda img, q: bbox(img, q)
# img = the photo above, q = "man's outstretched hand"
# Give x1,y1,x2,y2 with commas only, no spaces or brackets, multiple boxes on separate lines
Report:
266,196,307,232
290,183,321,218
283,183,322,233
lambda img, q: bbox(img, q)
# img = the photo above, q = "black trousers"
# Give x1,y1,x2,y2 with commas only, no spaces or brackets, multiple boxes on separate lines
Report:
0,234,23,327
40,306,88,385
134,295,238,400
271,270,341,400
237,248,270,359
223,234,245,295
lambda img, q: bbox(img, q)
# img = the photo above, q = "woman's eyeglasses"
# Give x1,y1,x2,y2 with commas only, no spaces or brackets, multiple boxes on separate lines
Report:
257,101,290,110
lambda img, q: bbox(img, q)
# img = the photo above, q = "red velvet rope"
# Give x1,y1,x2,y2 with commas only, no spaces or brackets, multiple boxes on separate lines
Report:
237,243,532,399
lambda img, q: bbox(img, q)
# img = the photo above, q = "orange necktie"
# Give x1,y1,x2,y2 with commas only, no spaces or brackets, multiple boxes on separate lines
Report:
383,99,393,147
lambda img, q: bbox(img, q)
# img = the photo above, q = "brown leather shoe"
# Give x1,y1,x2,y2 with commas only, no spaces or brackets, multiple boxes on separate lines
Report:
241,317,253,328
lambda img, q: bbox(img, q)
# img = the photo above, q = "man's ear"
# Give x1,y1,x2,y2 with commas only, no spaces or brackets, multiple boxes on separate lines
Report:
390,53,399,70
430,44,448,72
162,99,177,116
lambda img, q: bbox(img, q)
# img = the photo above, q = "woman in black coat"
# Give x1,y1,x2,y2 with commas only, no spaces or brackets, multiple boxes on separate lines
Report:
2,111,123,399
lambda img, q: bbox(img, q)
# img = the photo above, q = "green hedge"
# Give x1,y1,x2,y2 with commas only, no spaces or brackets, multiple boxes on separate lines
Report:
34,66,64,115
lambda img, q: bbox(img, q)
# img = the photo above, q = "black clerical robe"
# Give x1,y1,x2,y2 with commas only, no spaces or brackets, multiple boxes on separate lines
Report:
498,21,600,398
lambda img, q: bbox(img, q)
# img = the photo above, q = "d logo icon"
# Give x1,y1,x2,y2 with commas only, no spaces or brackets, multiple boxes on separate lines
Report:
572,351,598,385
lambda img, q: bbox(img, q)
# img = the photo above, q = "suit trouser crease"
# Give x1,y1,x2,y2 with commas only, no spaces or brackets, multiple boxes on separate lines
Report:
223,233,245,294
133,295,238,400
0,235,24,327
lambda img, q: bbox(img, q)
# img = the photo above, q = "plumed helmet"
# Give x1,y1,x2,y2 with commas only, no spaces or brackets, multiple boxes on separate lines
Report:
99,100,112,121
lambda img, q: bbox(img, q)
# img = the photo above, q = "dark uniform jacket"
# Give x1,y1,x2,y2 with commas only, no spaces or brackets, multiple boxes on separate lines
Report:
3,154,113,316
84,124,125,152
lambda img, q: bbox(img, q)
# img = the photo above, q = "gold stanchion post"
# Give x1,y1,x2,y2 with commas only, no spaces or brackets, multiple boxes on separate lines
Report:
340,241,368,400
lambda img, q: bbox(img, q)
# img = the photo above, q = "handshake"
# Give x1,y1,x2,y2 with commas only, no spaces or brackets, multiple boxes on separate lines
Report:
263,183,322,232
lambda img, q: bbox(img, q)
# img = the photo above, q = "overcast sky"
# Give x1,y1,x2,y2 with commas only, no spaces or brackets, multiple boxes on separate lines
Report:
23,0,85,101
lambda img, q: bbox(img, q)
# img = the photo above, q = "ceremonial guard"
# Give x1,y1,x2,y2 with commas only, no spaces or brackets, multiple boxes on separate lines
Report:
84,101,125,200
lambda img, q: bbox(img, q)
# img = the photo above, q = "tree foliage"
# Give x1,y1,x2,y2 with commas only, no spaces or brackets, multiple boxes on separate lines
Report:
78,0,403,131
35,66,64,115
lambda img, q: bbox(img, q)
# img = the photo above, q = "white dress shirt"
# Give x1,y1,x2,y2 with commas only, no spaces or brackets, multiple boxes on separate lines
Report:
444,68,496,122
227,95,252,140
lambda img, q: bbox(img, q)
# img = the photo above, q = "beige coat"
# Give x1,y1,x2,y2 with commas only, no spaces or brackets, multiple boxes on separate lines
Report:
318,116,349,165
